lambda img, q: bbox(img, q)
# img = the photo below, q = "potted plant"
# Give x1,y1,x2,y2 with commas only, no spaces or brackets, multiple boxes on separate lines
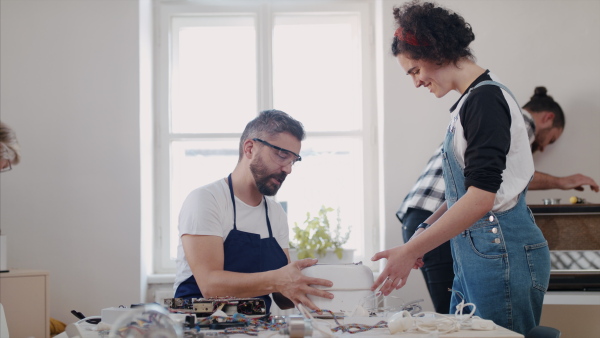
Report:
289,205,352,263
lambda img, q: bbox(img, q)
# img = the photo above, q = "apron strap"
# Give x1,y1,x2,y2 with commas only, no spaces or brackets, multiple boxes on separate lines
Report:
264,196,273,238
227,173,274,238
227,174,237,230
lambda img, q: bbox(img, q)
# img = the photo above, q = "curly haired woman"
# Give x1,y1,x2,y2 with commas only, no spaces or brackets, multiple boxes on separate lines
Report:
371,1,550,334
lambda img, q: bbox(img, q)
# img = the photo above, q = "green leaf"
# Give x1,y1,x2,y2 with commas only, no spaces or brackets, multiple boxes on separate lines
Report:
289,205,351,260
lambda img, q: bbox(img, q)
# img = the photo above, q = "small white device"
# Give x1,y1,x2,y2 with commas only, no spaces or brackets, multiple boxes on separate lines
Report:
101,307,134,325
65,318,101,338
301,262,375,315
470,318,496,330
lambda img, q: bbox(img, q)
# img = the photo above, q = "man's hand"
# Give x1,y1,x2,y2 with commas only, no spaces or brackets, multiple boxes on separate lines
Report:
275,259,334,311
530,171,599,192
558,174,599,192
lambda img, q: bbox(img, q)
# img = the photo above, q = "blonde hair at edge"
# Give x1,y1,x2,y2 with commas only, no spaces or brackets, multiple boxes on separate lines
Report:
0,122,21,165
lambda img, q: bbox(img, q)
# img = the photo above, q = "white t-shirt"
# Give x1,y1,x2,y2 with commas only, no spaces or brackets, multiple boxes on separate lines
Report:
174,178,290,291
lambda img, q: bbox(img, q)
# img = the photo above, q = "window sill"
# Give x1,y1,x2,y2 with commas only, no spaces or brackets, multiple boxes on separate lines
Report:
148,267,378,285
147,273,175,285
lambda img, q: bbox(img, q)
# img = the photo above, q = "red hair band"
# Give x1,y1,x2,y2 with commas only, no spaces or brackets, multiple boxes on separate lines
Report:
394,27,428,46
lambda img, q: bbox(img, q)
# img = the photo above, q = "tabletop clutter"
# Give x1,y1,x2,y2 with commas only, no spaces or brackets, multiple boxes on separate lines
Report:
79,263,506,337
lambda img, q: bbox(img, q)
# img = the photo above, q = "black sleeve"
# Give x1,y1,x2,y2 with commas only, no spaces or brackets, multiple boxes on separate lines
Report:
459,86,512,193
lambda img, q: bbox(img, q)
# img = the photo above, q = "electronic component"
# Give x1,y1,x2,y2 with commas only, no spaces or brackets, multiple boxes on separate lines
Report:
165,297,266,317
279,314,313,338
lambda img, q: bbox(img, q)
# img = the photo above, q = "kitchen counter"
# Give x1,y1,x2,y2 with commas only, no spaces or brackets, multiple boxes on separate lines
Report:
529,203,600,215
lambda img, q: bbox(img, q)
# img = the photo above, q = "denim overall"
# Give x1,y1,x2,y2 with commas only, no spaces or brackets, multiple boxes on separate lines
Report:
442,81,550,335
175,174,289,313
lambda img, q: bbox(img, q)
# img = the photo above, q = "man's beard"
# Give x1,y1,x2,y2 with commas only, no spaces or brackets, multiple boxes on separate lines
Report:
249,156,287,196
531,141,540,153
531,126,551,153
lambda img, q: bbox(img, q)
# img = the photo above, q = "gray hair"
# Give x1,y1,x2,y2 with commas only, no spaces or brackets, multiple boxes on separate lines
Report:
238,110,305,160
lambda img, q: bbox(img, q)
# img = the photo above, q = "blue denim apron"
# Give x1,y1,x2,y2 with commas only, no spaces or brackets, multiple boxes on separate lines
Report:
174,174,289,313
441,81,550,335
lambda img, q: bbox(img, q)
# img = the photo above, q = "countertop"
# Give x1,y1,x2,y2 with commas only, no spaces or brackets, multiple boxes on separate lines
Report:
529,204,600,214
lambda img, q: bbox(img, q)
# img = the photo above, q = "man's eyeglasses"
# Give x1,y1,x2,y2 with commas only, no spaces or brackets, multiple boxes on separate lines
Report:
252,138,302,166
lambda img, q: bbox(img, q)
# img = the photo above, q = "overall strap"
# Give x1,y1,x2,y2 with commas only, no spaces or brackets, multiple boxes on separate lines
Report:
471,80,521,109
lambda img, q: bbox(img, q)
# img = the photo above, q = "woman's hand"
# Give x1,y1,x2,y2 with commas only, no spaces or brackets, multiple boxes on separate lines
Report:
370,245,421,296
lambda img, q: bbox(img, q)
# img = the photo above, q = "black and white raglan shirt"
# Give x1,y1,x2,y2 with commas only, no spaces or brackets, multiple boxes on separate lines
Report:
396,75,537,223
447,70,534,212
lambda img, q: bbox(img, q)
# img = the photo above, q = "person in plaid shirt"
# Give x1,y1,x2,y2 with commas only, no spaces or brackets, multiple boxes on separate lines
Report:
396,86,599,314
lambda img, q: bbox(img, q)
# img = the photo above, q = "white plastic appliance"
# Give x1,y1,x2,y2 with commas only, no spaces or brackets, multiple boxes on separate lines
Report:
301,262,375,315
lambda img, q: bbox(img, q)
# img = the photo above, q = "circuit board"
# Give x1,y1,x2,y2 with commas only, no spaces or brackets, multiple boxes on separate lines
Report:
164,297,266,317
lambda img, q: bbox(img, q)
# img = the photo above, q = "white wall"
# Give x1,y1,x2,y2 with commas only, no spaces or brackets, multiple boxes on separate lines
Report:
0,0,599,326
0,0,147,324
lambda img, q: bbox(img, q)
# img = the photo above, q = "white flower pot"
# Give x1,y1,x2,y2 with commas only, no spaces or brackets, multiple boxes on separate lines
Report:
288,248,355,264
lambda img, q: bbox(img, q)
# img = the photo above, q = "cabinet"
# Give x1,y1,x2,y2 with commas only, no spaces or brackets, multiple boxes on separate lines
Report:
0,269,49,338
540,291,600,337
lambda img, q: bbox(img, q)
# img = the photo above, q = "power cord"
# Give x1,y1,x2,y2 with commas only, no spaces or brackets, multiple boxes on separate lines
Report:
70,310,101,324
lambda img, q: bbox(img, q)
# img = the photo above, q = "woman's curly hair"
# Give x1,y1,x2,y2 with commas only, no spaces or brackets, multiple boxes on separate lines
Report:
391,0,475,65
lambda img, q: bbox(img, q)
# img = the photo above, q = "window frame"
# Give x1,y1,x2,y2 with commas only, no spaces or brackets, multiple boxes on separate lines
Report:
154,0,379,274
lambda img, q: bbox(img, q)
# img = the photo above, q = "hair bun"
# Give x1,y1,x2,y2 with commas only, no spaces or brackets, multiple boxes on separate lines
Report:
533,86,548,98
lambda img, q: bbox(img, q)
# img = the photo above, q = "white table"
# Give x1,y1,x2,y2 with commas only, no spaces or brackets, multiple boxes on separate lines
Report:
58,316,523,338
329,327,521,337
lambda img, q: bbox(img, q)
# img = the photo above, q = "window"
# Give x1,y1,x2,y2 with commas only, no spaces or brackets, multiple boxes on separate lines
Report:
155,0,378,273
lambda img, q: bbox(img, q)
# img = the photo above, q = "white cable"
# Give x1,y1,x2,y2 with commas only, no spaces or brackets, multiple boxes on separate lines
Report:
75,316,101,325
296,303,313,320
455,300,476,319
257,330,282,337
414,312,458,334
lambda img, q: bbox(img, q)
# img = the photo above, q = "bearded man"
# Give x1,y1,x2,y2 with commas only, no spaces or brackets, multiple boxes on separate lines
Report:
174,110,333,312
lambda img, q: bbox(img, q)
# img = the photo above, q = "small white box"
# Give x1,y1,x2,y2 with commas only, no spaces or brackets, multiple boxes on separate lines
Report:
101,307,134,325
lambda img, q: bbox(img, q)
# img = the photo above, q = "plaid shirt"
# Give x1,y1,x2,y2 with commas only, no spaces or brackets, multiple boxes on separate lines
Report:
396,112,536,223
